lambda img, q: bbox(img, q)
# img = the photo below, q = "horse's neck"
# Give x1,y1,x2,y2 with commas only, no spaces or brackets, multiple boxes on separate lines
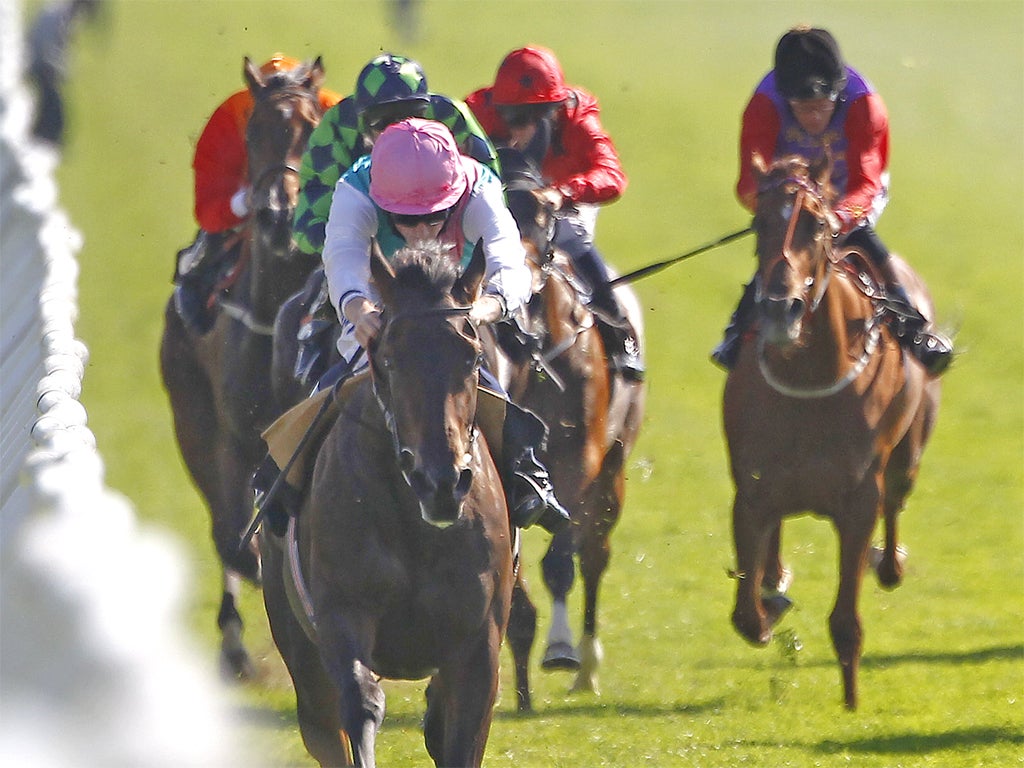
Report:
804,270,867,373
247,242,308,324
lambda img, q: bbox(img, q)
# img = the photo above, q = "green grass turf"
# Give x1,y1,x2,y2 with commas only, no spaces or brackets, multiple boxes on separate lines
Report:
42,1,1023,765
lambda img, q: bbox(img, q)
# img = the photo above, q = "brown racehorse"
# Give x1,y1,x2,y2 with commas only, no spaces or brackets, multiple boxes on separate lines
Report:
499,147,647,700
259,242,512,767
723,154,942,709
159,57,325,678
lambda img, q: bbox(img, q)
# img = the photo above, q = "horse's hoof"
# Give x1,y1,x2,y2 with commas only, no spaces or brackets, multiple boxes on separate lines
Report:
541,641,581,671
761,593,794,627
219,648,256,682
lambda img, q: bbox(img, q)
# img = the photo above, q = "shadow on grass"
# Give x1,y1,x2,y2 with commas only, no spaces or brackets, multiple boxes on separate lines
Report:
494,697,728,722
718,641,1023,670
817,725,1024,755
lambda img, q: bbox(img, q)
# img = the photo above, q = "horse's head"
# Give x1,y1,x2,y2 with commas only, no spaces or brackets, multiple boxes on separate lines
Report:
752,153,842,347
368,240,487,528
243,56,325,255
498,147,556,270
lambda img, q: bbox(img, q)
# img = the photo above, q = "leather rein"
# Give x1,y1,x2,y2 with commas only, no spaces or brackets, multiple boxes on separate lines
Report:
754,174,883,399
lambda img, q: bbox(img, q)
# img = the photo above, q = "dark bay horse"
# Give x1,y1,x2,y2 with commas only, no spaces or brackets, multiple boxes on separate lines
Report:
723,154,942,709
159,57,325,678
499,148,647,699
259,242,512,767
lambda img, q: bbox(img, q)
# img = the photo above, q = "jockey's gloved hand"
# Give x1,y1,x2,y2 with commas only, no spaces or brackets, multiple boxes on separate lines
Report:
469,294,506,326
230,186,251,218
344,296,383,348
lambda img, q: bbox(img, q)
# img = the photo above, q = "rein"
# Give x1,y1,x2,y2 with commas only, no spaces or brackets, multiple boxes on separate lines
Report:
754,171,882,399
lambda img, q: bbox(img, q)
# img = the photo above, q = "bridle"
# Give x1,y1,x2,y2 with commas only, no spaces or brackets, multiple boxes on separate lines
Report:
754,172,883,399
370,305,483,467
755,173,840,314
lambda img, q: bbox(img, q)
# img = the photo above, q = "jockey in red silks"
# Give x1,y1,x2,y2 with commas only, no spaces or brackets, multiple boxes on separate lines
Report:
714,26,952,374
173,54,342,334
466,46,643,381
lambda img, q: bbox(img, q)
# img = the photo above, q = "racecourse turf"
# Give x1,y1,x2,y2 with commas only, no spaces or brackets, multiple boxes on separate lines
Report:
48,1,1022,765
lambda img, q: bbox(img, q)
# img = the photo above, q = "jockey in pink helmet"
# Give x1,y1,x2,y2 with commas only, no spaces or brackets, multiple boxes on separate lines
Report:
320,118,569,533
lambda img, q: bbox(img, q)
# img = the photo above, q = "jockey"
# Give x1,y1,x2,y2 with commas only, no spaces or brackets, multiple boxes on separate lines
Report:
713,26,953,374
292,52,499,260
320,118,570,534
286,53,500,385
465,45,643,381
173,54,342,334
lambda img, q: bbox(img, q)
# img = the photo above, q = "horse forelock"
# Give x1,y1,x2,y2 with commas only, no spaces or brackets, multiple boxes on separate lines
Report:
387,243,461,308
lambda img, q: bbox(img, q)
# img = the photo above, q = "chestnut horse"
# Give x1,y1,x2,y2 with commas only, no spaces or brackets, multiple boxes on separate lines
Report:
159,57,324,678
723,154,942,709
259,243,512,767
499,147,647,699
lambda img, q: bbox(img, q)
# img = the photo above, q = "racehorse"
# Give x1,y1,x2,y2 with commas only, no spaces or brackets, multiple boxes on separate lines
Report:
499,147,647,699
259,242,513,767
159,57,325,678
723,154,942,709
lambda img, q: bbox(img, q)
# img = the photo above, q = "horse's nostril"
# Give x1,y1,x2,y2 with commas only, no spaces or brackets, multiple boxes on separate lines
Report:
455,468,473,497
399,449,415,474
788,299,806,321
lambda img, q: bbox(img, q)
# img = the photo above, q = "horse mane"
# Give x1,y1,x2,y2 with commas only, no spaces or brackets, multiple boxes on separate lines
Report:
387,241,461,304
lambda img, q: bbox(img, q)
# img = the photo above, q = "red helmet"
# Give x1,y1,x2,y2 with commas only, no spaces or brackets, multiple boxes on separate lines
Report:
492,46,569,105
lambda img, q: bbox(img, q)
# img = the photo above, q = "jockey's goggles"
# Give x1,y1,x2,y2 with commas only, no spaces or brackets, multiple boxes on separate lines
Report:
389,207,452,228
497,102,559,128
363,101,430,134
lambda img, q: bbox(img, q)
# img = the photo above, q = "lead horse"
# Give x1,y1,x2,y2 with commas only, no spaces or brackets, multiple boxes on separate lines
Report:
159,57,325,678
260,242,512,767
723,154,942,709
499,147,647,699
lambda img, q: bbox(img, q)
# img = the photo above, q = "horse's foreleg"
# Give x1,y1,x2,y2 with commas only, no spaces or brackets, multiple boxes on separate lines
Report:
830,487,879,710
731,494,773,646
761,524,794,624
541,529,579,671
317,617,384,767
217,569,255,680
429,622,503,768
569,469,622,695
507,574,537,711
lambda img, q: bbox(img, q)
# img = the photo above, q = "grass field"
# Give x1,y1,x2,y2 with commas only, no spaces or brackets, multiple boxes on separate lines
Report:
40,0,1023,765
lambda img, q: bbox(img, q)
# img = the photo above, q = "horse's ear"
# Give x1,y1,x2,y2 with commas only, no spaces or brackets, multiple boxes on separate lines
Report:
243,57,262,95
453,240,486,304
306,56,326,93
369,239,396,302
810,152,832,188
751,152,769,180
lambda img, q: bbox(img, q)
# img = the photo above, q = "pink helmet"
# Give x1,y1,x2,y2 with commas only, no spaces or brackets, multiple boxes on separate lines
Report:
369,118,469,215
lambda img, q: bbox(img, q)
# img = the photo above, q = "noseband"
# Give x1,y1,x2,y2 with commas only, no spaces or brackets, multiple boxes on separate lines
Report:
370,305,482,463
756,174,840,314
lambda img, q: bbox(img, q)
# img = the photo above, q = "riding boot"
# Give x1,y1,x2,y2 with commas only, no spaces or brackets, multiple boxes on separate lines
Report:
251,454,303,538
711,278,758,370
843,226,953,375
502,402,571,534
173,230,224,335
570,246,645,380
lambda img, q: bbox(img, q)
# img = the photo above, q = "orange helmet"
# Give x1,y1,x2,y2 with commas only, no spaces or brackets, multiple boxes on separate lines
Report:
259,53,301,75
492,46,569,105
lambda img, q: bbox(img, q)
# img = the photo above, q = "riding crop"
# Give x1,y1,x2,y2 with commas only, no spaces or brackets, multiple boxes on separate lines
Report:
608,225,753,287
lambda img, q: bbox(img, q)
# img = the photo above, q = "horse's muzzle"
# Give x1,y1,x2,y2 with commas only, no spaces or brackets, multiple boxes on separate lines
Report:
401,450,471,528
759,296,805,346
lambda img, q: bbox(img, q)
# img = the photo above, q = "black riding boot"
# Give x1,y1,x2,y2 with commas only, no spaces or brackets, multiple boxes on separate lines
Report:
843,226,953,375
503,402,571,534
711,278,758,370
173,230,223,335
251,455,303,538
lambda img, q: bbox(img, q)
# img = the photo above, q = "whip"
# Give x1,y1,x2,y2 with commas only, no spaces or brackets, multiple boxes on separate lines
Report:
608,226,753,287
